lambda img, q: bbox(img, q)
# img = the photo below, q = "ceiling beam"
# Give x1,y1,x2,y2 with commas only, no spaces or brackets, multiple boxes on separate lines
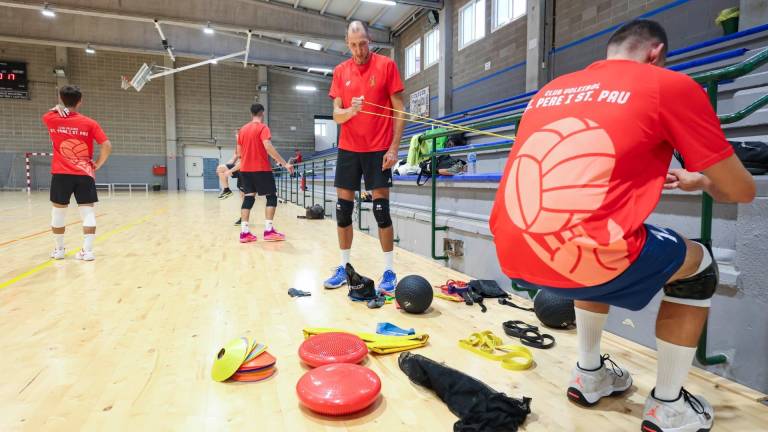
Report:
0,8,348,68
346,0,361,21
239,0,390,39
0,0,391,46
395,0,443,9
369,7,388,26
0,34,335,70
320,0,333,15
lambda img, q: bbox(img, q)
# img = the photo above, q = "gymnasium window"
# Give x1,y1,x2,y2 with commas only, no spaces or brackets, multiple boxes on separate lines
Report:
424,27,440,69
405,40,421,79
493,0,526,31
314,123,327,136
459,0,485,50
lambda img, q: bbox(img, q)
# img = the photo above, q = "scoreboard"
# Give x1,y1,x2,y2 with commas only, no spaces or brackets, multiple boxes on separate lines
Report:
0,61,29,99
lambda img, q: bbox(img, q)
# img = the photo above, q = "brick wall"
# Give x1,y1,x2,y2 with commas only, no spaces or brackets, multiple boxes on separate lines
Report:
552,0,738,76
267,69,332,155
395,14,440,117
174,58,258,149
452,0,527,88
68,49,166,155
392,0,528,115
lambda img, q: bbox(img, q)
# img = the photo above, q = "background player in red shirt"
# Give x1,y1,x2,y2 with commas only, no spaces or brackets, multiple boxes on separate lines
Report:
490,21,754,431
236,103,294,243
323,21,405,292
43,85,112,261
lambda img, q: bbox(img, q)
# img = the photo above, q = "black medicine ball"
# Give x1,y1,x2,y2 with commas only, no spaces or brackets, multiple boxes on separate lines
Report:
395,275,433,314
534,289,576,329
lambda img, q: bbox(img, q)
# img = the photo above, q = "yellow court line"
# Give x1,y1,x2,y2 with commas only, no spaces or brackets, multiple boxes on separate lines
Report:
0,210,164,291
0,213,108,248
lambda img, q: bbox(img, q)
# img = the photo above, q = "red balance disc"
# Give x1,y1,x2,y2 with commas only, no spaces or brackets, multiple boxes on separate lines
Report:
298,332,368,367
296,363,381,415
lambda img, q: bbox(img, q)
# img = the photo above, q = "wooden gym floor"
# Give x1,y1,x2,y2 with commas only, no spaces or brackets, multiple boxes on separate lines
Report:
0,192,766,431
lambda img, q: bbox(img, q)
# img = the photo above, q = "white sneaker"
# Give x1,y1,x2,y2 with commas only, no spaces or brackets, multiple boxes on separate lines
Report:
567,354,633,406
75,249,95,261
641,388,714,432
50,248,66,260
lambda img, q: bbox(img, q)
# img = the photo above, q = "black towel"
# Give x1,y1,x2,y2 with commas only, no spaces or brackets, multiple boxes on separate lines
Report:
398,352,531,432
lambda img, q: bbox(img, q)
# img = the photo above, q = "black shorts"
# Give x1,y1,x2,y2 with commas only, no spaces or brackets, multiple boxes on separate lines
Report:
334,149,393,191
239,171,277,196
50,174,98,205
226,163,240,179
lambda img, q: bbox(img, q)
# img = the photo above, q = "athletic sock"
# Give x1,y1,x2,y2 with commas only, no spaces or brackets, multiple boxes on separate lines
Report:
655,338,696,401
383,251,394,272
83,234,95,252
575,308,608,371
54,234,65,249
265,220,274,231
241,221,250,234
340,249,351,267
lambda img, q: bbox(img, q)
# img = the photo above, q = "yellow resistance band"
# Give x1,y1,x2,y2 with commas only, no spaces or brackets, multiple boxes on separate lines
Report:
363,100,516,140
361,100,516,141
459,331,533,371
303,327,429,354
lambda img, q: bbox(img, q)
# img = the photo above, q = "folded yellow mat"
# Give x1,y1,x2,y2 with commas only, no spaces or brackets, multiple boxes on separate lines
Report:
458,331,533,371
303,327,429,354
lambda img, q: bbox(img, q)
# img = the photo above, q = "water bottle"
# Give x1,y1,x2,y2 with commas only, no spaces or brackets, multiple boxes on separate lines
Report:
468,152,477,174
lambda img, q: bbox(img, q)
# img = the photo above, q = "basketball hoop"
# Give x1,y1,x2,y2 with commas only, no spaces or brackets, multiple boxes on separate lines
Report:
129,63,152,92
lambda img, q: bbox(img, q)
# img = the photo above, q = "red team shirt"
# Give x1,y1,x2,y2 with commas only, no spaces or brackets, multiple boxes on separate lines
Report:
42,111,108,178
490,60,733,288
329,53,404,152
238,121,273,172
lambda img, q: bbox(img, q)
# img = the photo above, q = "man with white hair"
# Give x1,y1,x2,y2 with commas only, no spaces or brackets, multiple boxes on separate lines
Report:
324,21,405,293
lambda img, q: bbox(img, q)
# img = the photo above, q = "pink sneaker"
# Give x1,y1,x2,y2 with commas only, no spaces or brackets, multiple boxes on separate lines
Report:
239,232,258,243
263,228,286,242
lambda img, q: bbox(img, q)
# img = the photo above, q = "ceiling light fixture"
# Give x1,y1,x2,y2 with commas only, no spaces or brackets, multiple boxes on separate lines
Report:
303,42,323,51
204,22,215,35
85,44,96,54
361,0,396,6
41,3,56,18
295,85,317,92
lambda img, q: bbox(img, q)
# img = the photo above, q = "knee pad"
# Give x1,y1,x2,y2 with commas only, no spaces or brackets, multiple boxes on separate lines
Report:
78,206,96,227
663,242,717,307
372,198,392,228
336,199,354,228
266,194,277,207
241,195,256,210
51,207,67,228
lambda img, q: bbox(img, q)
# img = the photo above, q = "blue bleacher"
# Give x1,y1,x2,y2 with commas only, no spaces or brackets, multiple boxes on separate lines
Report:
304,24,768,163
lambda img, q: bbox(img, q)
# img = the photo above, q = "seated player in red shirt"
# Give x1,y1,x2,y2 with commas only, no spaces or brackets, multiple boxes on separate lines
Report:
490,20,754,432
43,85,112,261
236,103,294,243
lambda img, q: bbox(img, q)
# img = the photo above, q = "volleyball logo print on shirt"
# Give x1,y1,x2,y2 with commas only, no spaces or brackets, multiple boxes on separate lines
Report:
503,117,630,285
60,138,94,177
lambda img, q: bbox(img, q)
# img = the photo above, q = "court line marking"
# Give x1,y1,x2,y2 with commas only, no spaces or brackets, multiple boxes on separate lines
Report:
0,210,163,291
0,213,108,248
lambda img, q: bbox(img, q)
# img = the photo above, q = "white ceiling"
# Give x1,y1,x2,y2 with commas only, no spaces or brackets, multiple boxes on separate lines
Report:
267,0,419,53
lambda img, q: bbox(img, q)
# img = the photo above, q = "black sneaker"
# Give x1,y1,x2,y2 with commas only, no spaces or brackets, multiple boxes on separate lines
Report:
218,189,233,200
234,218,241,226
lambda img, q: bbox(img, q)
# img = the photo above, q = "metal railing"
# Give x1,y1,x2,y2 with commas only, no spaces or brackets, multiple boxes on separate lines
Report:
420,47,768,366
273,47,768,367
